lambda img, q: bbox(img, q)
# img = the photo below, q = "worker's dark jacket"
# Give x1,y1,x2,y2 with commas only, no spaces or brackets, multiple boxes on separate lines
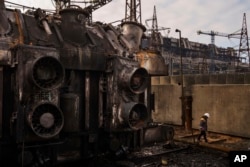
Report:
199,116,208,131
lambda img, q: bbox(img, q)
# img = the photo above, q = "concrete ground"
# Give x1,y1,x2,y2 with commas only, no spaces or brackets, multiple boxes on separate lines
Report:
173,125,250,152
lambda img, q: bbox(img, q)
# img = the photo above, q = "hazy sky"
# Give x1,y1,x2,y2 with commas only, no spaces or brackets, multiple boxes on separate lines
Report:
4,0,250,49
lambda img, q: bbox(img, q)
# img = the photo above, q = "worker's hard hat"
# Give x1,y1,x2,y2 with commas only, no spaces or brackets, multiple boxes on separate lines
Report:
204,113,210,118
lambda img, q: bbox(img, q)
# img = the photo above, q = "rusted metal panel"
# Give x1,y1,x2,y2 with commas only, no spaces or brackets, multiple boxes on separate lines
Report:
137,51,168,76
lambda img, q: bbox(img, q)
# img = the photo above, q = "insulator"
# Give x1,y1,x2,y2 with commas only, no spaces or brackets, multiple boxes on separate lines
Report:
27,102,64,138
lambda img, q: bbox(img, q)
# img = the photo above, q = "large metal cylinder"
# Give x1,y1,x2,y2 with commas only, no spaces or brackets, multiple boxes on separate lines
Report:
60,8,88,45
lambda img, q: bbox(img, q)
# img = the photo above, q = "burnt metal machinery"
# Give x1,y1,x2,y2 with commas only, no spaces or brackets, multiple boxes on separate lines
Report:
0,0,173,166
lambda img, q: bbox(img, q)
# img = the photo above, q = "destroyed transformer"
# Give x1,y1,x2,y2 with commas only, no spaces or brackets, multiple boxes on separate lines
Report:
0,1,173,166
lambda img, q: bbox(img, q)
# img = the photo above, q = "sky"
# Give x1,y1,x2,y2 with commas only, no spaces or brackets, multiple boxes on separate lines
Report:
4,0,250,49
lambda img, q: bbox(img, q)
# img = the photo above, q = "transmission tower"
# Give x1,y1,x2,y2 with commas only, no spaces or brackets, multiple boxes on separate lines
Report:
124,0,142,23
197,13,250,70
151,6,158,33
238,13,250,66
150,6,161,51
54,0,70,15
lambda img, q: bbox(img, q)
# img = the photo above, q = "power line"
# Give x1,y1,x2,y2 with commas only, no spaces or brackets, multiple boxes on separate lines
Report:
5,1,55,13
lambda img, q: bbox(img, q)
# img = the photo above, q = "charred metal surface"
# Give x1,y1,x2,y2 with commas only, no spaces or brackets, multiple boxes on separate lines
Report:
143,124,174,145
105,56,149,130
0,0,11,37
0,67,2,138
60,93,79,132
60,43,106,71
13,45,65,141
60,8,89,45
0,43,11,65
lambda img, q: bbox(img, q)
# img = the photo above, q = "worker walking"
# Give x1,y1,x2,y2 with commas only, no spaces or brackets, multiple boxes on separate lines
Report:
197,113,210,143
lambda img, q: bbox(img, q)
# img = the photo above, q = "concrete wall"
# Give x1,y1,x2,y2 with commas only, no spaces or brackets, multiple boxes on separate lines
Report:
152,85,182,125
192,84,250,138
152,73,250,138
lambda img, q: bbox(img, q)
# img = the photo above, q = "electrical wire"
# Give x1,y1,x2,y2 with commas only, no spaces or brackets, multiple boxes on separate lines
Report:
5,1,36,10
71,1,96,3
5,1,55,13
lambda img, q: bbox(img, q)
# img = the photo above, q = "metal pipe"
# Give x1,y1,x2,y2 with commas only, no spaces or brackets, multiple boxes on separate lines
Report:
0,67,2,138
175,29,184,127
42,20,52,35
35,8,52,35
52,21,64,44
85,72,90,130
14,10,24,44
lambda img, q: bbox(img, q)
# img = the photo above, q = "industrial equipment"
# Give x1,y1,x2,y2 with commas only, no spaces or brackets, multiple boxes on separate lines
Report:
0,0,172,166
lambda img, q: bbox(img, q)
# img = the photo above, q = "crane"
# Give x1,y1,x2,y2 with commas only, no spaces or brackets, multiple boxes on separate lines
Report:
197,30,245,45
197,13,250,67
197,29,250,69
197,30,250,45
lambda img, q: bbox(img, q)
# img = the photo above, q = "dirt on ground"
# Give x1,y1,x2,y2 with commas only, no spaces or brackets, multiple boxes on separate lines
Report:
157,145,229,167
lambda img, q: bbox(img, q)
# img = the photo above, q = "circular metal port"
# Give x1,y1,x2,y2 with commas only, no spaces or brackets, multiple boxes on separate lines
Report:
130,68,148,94
119,67,148,94
28,103,64,138
31,56,64,90
122,102,148,130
